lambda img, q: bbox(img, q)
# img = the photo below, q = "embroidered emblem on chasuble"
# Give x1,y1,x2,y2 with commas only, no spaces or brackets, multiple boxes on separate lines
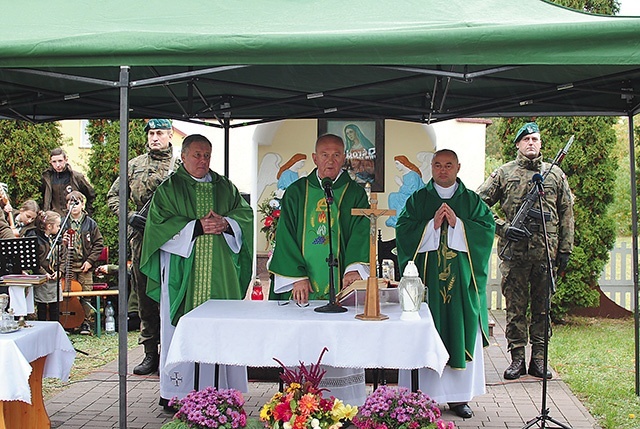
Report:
301,183,343,297
436,222,457,304
191,181,215,308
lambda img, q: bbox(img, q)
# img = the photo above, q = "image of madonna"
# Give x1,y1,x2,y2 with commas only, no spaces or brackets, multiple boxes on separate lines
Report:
343,123,375,185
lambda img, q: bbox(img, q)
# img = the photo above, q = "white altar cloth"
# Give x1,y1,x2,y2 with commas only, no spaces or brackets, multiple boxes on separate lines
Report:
0,321,76,403
165,300,448,376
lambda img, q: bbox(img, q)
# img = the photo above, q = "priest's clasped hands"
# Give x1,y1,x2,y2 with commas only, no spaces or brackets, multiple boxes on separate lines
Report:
433,203,457,230
199,210,231,235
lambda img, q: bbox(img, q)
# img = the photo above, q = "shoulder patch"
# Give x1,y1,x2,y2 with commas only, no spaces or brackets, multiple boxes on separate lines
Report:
490,170,498,178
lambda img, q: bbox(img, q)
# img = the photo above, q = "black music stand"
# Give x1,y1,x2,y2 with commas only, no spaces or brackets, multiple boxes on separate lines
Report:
0,236,38,276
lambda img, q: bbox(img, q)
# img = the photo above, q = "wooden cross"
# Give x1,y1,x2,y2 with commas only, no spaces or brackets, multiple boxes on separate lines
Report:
351,192,395,321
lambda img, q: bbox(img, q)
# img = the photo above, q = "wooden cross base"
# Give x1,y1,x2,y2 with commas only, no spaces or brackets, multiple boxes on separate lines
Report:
355,277,388,321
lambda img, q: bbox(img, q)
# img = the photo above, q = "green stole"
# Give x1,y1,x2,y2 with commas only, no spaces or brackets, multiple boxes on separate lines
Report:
190,182,215,310
303,182,347,299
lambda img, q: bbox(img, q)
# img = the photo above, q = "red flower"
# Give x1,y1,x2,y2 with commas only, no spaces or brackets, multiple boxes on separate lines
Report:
273,400,293,421
264,216,274,227
273,209,281,218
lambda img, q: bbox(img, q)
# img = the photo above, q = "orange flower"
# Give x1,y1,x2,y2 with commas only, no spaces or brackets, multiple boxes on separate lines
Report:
293,413,308,429
298,393,320,415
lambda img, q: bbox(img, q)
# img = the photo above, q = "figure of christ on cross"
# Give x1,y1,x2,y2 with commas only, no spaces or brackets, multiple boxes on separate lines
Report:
351,192,395,321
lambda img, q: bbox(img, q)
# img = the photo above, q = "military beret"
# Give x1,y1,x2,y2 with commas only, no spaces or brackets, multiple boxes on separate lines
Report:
514,122,540,143
144,118,172,132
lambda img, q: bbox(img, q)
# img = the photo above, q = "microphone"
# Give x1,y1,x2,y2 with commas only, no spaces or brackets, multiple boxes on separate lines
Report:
321,177,334,204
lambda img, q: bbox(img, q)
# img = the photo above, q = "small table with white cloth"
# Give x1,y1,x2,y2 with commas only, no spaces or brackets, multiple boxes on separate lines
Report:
165,299,449,392
0,321,76,429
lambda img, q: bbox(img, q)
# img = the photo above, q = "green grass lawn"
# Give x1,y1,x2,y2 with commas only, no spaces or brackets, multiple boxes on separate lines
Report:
43,330,139,399
550,316,640,429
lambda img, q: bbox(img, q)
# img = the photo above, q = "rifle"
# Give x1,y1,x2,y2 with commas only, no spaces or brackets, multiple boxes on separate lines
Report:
499,134,574,259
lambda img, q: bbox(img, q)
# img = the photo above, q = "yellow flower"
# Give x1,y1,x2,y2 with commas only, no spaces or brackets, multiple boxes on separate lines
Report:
331,398,358,420
287,383,302,392
259,404,272,421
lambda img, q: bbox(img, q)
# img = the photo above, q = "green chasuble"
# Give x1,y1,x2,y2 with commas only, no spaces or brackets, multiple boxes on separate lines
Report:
269,169,370,300
396,179,495,369
140,166,253,325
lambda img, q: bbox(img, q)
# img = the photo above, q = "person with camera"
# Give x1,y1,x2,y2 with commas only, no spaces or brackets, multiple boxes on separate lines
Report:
107,118,178,375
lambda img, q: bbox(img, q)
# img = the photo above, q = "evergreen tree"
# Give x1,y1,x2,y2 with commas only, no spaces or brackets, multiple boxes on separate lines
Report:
85,120,148,263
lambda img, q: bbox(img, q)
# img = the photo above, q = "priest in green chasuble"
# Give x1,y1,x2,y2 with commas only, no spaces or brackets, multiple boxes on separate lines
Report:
396,149,495,420
140,134,253,407
269,133,370,405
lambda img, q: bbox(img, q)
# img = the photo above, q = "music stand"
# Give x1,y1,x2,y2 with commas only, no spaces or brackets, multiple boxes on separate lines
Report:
0,237,38,275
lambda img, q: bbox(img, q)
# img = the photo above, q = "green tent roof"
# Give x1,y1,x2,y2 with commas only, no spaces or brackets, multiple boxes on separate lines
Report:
0,0,638,121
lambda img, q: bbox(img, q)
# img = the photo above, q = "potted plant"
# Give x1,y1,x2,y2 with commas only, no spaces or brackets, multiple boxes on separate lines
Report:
351,385,455,429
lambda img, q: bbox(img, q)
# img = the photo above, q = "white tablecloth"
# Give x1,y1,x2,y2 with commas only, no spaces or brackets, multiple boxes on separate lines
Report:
165,300,448,375
0,321,76,403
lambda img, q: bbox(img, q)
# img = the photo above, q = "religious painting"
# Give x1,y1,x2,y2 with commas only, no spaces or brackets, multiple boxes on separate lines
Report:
317,119,385,192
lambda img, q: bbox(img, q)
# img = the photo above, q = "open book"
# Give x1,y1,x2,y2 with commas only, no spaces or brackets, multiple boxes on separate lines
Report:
337,278,399,306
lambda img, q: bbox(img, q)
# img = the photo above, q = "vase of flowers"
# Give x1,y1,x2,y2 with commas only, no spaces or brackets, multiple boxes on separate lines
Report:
257,192,281,250
352,385,455,429
160,386,262,429
260,348,358,429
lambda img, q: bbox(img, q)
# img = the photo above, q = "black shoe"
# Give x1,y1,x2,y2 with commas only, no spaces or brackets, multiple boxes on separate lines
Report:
528,358,553,379
79,322,91,336
134,352,159,375
450,403,473,418
503,358,526,380
159,397,176,413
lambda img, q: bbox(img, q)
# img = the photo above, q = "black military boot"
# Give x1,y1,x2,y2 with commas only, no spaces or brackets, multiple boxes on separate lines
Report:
528,358,553,379
503,348,526,380
134,351,159,375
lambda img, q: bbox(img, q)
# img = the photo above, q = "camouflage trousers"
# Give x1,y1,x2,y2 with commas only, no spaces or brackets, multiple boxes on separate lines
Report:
499,258,552,360
131,234,160,354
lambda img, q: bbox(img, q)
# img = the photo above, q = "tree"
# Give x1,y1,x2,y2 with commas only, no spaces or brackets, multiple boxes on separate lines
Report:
85,120,148,264
0,120,63,205
497,117,618,316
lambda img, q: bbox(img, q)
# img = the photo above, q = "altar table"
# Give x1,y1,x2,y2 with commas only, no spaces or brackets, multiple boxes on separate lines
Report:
165,300,449,388
0,321,76,429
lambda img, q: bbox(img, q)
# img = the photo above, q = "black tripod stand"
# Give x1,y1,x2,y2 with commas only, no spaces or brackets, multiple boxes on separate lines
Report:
522,175,571,429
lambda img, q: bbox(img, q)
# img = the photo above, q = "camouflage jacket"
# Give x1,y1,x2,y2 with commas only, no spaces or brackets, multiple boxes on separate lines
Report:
476,151,574,260
107,144,178,218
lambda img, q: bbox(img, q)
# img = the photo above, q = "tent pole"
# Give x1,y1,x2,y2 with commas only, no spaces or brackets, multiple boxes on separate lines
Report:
118,65,131,428
628,113,639,396
224,118,230,177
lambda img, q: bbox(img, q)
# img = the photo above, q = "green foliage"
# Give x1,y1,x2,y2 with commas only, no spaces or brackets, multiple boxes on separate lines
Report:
497,117,617,316
0,120,63,204
550,316,636,429
549,0,619,14
85,120,148,263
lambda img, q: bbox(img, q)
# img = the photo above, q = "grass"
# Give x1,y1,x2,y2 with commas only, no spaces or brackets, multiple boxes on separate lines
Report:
550,315,640,429
42,330,139,400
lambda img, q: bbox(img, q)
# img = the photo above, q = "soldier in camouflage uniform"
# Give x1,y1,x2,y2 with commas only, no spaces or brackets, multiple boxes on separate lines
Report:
107,119,178,375
477,122,574,380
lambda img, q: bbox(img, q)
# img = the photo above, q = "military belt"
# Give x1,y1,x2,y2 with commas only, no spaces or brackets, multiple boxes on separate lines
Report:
527,223,557,233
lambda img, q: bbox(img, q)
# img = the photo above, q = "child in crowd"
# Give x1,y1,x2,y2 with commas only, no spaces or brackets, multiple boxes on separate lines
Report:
28,210,62,321
62,191,104,335
12,199,39,237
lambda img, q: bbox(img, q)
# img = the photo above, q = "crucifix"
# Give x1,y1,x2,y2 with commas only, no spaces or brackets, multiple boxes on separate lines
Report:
351,187,395,321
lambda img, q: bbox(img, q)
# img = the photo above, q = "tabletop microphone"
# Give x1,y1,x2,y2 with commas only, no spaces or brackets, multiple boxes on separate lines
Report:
321,177,334,204
532,173,544,183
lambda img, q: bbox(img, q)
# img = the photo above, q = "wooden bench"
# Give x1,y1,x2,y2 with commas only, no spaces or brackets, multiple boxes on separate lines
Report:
62,290,119,337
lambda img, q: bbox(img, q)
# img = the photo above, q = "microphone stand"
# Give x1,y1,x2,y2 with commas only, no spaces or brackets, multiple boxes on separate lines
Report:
522,176,571,429
315,187,347,314
48,200,77,322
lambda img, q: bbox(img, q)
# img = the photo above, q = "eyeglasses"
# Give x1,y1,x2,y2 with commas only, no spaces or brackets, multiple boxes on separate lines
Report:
277,299,309,308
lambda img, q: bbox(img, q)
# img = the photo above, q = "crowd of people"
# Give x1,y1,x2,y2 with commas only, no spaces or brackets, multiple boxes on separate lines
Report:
0,119,574,420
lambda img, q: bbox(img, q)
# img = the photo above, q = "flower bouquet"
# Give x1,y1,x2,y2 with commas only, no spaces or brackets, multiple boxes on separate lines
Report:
260,348,358,429
352,385,455,429
160,386,262,429
257,192,281,248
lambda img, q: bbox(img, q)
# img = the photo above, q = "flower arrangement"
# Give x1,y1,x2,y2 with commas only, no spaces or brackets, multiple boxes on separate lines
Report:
352,385,455,429
161,386,261,429
257,192,281,248
260,348,358,429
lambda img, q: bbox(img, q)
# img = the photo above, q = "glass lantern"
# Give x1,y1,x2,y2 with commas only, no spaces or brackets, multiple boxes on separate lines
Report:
398,260,425,320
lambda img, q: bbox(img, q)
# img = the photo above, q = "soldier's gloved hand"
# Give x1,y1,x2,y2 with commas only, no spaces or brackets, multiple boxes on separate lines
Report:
556,252,570,277
505,226,527,242
127,212,147,233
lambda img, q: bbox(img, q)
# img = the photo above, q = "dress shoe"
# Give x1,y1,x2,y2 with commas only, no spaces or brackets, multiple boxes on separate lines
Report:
528,358,553,379
134,352,159,375
503,358,526,380
450,403,473,418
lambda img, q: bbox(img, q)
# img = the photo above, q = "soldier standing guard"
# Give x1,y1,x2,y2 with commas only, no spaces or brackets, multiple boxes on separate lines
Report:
477,122,574,380
107,119,178,375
